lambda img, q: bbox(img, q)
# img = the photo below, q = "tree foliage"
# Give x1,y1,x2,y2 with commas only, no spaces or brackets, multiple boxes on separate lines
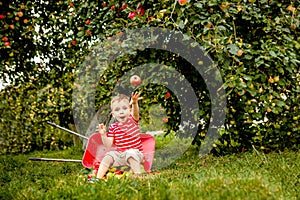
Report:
0,0,299,154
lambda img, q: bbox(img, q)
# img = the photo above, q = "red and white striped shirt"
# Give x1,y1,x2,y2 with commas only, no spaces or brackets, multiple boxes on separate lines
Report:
107,115,143,153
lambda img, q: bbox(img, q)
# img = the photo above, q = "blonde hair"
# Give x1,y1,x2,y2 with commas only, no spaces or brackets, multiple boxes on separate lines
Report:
110,94,130,109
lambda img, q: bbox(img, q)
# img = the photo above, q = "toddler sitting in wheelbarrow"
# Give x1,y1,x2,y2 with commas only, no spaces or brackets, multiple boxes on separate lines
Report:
96,92,143,179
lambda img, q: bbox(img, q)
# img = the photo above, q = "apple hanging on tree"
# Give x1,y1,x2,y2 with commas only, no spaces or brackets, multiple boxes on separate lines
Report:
128,12,137,19
130,75,142,86
3,36,8,42
162,117,168,123
165,91,171,99
17,11,23,17
85,19,91,25
4,41,11,47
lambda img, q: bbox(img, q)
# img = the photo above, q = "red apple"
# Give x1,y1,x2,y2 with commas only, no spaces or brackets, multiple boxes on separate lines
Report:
287,5,295,12
148,16,153,22
220,4,229,9
206,23,212,28
0,14,5,19
178,0,187,6
162,117,168,123
165,91,171,99
4,42,11,47
137,7,145,16
85,19,90,25
71,40,77,45
17,11,23,17
121,4,127,10
237,49,243,56
86,29,91,35
268,77,274,83
290,24,297,29
128,12,137,19
115,170,123,175
3,36,8,42
130,75,141,86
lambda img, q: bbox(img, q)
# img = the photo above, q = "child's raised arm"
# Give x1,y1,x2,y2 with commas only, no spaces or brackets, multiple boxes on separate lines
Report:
130,91,141,121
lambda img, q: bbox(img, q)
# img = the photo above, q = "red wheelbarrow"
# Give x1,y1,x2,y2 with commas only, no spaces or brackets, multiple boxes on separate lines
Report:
29,122,156,172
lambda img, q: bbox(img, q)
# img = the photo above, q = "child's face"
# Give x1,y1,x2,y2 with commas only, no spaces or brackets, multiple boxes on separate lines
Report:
111,99,131,124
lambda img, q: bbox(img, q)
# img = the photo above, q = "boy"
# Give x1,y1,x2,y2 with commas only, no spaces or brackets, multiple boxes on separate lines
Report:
96,92,143,179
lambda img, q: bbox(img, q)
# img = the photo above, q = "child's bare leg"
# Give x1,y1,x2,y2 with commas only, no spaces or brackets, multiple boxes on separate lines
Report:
128,157,142,174
96,155,114,179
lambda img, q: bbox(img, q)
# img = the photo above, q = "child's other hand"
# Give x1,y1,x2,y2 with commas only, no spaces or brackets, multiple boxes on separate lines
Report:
98,123,106,135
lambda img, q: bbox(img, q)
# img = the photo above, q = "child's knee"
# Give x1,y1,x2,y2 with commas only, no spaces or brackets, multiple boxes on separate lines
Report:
127,157,137,163
101,155,114,167
125,149,143,165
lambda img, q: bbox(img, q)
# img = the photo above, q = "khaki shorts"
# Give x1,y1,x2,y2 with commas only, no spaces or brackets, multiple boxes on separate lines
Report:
104,149,144,167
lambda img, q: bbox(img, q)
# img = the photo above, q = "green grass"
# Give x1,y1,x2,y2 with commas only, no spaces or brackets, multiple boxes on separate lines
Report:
0,147,299,200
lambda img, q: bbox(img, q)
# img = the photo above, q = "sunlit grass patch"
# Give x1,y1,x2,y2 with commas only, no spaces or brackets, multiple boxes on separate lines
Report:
0,147,299,200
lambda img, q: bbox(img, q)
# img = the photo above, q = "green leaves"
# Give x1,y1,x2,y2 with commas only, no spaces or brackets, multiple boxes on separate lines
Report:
227,44,239,55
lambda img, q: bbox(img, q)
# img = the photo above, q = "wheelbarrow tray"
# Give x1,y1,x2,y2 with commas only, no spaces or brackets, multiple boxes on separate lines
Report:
82,133,155,172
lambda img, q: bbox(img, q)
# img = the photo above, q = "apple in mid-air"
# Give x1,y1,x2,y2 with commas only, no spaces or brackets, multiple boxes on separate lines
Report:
178,0,187,6
130,75,142,86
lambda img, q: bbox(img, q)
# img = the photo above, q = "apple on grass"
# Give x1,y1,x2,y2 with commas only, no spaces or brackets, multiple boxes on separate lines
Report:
130,75,141,86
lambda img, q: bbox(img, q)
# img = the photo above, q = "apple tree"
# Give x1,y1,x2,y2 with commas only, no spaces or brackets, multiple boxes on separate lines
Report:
0,0,299,154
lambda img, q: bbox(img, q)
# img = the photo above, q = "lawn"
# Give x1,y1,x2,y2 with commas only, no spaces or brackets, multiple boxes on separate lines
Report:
0,146,299,200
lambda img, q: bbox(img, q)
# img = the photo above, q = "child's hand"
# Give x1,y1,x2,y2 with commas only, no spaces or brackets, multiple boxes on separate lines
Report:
130,91,142,105
98,123,106,135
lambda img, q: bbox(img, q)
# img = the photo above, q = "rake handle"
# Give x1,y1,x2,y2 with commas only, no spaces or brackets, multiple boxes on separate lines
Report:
46,121,89,140
29,157,82,163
